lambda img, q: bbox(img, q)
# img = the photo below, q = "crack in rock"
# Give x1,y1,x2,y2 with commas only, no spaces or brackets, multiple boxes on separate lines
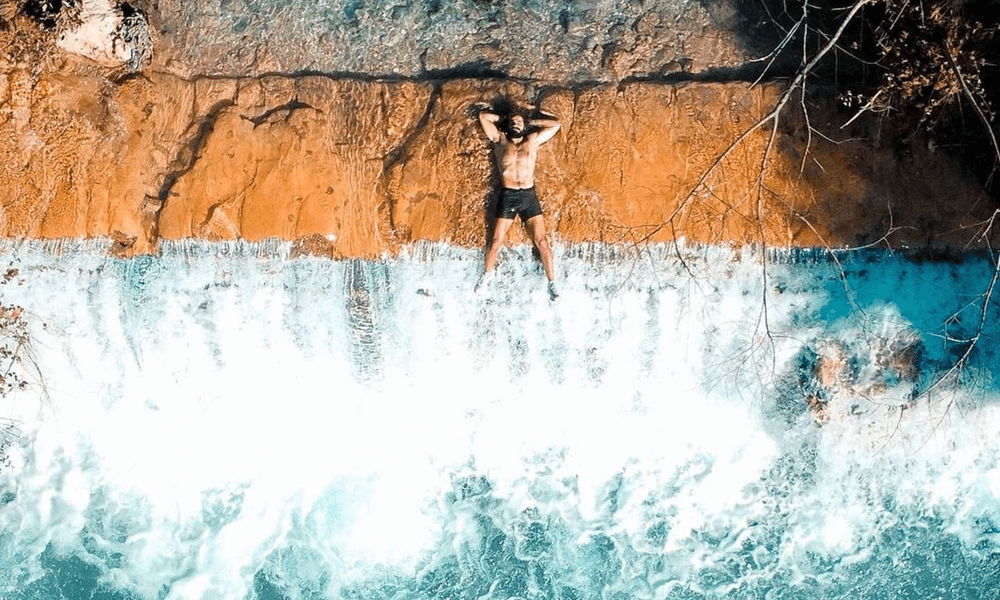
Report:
240,98,318,128
381,84,441,174
146,98,235,248
380,84,441,235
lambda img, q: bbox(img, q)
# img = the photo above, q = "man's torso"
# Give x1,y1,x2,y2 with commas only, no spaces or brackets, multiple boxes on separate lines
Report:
494,134,539,189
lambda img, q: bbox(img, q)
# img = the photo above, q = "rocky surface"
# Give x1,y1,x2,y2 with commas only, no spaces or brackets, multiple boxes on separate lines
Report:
150,0,746,82
0,0,994,255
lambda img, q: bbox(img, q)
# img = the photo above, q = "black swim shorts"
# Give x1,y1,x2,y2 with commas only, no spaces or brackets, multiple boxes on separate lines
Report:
497,187,543,221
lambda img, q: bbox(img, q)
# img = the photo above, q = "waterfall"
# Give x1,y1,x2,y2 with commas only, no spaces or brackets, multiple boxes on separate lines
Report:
0,240,998,599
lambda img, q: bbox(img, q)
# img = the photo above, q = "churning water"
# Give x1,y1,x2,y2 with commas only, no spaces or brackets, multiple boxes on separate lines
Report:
0,240,998,599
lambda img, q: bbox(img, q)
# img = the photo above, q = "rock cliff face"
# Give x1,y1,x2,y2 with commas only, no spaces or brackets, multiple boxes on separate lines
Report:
0,0,993,255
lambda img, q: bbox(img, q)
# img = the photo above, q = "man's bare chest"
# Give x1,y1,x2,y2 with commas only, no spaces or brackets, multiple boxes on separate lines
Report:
500,143,534,163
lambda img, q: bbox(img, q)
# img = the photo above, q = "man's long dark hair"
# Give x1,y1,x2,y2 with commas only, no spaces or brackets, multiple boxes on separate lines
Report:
500,111,531,139
486,96,549,139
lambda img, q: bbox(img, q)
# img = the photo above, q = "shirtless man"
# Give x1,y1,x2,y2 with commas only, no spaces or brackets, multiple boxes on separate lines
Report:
475,105,561,299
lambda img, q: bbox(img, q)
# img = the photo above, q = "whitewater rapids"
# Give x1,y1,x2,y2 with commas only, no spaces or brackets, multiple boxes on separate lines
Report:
0,240,998,599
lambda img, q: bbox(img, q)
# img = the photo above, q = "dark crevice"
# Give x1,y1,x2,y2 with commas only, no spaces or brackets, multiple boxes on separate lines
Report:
148,67,507,88
110,71,152,86
382,84,441,174
147,68,414,86
149,99,235,242
198,200,228,234
380,84,441,236
619,64,779,87
241,98,318,128
419,58,510,80
149,62,792,94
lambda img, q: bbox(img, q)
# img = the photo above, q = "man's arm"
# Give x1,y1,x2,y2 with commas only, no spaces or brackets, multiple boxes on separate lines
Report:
477,109,502,143
529,111,560,145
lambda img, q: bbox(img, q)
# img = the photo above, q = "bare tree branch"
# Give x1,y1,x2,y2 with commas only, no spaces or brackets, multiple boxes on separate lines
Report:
638,0,875,246
920,231,1000,406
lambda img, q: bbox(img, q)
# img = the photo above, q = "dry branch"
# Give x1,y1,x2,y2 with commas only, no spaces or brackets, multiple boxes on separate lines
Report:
638,0,875,245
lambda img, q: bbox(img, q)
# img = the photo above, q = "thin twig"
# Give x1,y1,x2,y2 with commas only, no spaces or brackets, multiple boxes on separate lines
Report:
840,89,886,130
944,41,1000,171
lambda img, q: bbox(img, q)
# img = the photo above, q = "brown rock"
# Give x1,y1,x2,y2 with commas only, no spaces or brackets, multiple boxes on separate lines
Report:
0,58,994,255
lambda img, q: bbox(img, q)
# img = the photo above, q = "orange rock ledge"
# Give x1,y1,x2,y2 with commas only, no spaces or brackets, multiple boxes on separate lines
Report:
0,65,992,256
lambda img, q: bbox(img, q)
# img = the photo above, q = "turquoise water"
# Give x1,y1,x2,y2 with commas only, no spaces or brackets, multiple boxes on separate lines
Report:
0,241,998,599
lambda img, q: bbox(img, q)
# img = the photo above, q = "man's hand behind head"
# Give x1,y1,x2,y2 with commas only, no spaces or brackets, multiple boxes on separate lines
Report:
468,101,491,118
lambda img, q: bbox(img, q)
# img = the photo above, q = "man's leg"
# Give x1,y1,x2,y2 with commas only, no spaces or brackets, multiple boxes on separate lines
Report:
484,217,514,273
525,214,555,282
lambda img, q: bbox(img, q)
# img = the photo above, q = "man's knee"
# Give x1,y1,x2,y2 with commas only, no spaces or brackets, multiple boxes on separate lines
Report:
489,225,510,249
